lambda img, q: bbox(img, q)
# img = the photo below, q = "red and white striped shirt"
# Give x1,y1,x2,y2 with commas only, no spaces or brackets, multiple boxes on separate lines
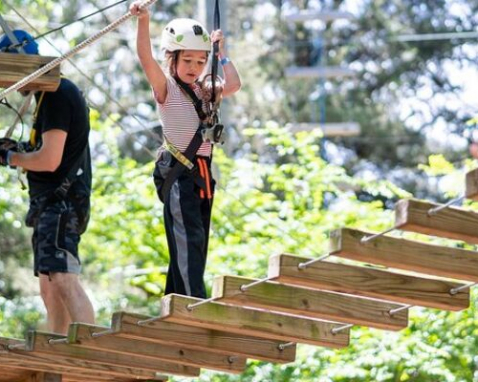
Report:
155,75,212,157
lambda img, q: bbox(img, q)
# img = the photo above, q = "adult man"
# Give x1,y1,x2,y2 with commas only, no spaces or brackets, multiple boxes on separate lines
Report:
0,30,94,334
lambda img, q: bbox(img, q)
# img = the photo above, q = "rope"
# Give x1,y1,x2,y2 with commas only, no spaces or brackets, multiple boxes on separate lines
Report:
6,0,129,51
0,0,157,100
9,5,160,156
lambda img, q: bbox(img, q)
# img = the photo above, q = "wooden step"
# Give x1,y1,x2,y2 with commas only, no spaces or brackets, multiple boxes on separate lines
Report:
67,323,246,374
26,332,198,377
0,53,61,92
330,228,478,282
268,254,469,311
211,275,408,331
0,338,166,381
111,312,296,364
466,168,478,201
0,365,119,382
395,199,478,243
159,294,350,348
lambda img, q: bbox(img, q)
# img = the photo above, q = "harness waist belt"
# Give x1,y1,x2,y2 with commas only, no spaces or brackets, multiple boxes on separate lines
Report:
162,138,194,170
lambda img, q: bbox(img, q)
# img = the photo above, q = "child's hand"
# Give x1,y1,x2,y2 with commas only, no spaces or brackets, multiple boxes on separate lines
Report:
129,0,149,19
211,30,226,56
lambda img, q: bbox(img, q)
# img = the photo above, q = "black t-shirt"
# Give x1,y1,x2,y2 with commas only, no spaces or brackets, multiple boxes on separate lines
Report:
27,78,92,199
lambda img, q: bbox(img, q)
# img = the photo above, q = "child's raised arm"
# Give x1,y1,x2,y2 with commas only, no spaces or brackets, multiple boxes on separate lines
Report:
130,1,168,103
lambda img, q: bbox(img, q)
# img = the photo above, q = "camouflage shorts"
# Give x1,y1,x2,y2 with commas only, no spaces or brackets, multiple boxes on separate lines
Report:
25,195,90,277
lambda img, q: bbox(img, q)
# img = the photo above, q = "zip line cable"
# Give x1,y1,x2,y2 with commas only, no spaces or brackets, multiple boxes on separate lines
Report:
6,0,129,51
0,0,157,100
7,3,161,157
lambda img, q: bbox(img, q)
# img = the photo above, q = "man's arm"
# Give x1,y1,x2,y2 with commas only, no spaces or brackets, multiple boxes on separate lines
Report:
9,129,67,172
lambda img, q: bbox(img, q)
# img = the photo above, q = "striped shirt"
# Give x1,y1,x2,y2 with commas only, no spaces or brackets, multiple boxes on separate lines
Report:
155,75,212,157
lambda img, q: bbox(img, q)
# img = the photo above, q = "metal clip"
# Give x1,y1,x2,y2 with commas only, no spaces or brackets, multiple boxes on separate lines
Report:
202,124,224,144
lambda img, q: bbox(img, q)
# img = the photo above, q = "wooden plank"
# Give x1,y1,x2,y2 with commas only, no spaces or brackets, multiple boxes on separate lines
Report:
0,359,152,381
268,254,469,311
112,312,296,364
160,294,349,348
395,198,478,244
212,275,408,331
67,323,246,374
330,228,478,282
0,53,60,92
0,366,33,381
24,373,61,382
465,168,478,201
0,337,166,380
26,332,198,378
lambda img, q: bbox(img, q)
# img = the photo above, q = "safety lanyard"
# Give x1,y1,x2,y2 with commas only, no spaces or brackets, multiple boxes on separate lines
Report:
211,0,220,104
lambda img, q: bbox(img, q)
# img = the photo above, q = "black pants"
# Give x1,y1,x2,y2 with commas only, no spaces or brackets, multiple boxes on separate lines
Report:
154,154,214,298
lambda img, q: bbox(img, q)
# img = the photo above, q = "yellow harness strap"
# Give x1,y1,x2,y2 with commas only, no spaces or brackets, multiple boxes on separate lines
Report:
162,137,195,170
29,91,45,147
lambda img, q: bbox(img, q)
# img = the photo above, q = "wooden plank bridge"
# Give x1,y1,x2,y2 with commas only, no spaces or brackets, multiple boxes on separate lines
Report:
2,168,478,381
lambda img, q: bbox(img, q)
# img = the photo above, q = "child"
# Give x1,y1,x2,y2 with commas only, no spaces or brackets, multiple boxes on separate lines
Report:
130,1,241,298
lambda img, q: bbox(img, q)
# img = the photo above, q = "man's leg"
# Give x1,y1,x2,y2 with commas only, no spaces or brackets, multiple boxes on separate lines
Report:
34,199,94,334
40,273,94,334
39,274,71,334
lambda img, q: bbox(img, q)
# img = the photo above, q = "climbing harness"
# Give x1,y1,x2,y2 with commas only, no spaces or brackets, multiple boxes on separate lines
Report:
159,0,224,200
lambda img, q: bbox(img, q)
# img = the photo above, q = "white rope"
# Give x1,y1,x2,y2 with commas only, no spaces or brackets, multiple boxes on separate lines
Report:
331,323,353,334
427,196,464,216
48,338,68,345
389,304,412,316
450,282,477,295
298,253,330,269
0,0,157,100
91,329,115,338
240,277,274,292
360,226,396,243
277,341,295,350
187,296,220,310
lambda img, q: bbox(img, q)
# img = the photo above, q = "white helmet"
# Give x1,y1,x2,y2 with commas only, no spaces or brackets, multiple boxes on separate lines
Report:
160,18,211,56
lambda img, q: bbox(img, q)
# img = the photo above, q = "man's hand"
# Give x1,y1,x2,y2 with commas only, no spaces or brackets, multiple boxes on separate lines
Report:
0,148,12,167
0,138,18,167
0,137,19,151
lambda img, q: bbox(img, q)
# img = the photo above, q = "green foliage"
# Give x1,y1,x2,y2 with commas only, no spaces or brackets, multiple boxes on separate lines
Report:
1,0,478,380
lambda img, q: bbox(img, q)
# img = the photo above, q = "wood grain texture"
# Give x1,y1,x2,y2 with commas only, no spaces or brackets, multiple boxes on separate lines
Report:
466,168,478,201
0,53,60,92
67,323,246,374
395,198,478,243
268,254,469,311
330,228,478,282
0,337,166,380
111,312,296,363
26,332,198,378
159,294,350,348
212,275,408,330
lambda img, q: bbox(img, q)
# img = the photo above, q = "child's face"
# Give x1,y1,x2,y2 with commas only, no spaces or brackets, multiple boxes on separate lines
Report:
176,50,208,84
